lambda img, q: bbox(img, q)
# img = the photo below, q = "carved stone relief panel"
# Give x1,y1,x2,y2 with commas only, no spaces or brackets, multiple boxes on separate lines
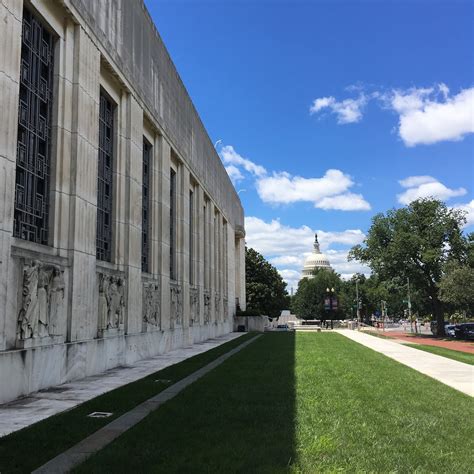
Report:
98,272,126,337
170,282,182,329
16,260,65,347
189,287,199,326
143,281,160,331
215,292,221,323
203,290,210,325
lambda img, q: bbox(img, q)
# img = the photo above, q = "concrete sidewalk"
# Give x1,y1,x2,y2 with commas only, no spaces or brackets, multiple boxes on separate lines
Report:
338,330,474,396
0,333,244,437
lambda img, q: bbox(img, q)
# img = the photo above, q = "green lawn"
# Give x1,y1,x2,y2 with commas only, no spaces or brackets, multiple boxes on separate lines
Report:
0,333,255,474
404,343,474,365
74,333,474,473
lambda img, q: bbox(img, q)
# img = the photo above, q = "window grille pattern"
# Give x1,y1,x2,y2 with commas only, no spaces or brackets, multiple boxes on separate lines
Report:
170,169,176,279
142,140,151,272
96,91,115,261
14,8,54,244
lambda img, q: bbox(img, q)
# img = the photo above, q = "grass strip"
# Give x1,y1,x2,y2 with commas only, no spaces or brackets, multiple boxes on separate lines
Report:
0,333,254,474
404,343,474,365
75,333,473,473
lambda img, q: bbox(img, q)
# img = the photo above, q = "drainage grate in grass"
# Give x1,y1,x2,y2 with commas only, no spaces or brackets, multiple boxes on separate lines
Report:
87,412,113,418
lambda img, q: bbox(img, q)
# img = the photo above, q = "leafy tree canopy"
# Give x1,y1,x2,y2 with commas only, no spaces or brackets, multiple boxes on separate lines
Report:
438,262,474,315
245,247,289,318
349,198,469,335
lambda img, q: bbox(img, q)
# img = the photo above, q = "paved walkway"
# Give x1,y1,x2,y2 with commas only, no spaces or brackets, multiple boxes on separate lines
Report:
0,332,244,437
33,334,261,474
338,330,474,396
377,331,474,353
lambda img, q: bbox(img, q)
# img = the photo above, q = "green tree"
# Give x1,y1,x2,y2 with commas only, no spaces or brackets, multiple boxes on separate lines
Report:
245,247,289,317
291,268,346,322
438,263,474,316
349,199,468,336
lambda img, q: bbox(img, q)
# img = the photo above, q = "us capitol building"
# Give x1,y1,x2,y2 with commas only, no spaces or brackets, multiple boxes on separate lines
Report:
301,234,333,278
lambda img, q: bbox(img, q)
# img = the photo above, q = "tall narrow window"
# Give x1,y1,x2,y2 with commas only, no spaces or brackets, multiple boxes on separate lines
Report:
14,8,55,245
189,190,194,284
142,139,151,272
96,90,115,261
170,168,176,279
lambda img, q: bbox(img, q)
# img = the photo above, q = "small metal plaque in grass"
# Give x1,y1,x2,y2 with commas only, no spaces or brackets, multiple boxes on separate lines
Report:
154,379,172,384
88,411,113,418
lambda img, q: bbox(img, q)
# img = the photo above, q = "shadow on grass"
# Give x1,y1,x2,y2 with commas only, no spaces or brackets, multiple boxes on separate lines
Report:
74,333,296,473
0,333,256,473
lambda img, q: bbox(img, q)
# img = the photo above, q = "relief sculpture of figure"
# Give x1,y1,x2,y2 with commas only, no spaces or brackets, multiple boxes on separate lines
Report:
143,283,160,327
117,278,125,326
37,268,50,337
107,277,119,328
203,292,211,324
48,267,65,336
98,274,109,331
17,260,40,340
175,287,182,326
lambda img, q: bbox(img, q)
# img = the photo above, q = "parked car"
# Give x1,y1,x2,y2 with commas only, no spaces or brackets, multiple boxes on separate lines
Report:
444,325,456,337
454,323,474,340
275,324,289,331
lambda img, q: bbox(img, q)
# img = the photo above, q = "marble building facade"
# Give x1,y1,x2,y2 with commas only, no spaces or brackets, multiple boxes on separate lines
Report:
0,0,246,403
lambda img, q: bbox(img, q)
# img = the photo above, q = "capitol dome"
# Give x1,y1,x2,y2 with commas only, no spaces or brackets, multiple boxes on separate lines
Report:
301,233,332,278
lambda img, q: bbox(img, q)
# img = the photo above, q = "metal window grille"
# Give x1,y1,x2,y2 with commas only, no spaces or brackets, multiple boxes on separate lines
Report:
96,90,115,261
142,139,151,272
13,8,54,245
170,168,176,279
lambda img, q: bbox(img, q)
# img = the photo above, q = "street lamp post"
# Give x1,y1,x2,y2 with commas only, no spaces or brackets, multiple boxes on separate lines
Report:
355,277,361,328
324,287,337,329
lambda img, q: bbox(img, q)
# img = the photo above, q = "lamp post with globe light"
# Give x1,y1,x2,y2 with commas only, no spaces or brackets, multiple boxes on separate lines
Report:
324,287,337,329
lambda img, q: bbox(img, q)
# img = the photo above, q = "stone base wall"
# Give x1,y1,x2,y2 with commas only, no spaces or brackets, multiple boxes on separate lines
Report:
0,320,231,404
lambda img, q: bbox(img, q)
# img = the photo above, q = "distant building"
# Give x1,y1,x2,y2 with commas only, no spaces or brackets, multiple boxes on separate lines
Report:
301,234,332,278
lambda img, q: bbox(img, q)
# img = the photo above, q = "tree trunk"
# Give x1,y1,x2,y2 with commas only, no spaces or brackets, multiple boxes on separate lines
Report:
433,297,445,337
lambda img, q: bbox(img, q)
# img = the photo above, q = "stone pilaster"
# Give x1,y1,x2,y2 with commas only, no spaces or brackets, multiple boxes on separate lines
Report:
181,168,190,327
68,25,101,341
159,138,171,331
124,94,143,334
0,0,23,350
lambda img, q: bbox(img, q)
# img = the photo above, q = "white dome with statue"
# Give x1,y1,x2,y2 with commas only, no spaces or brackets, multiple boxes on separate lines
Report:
301,233,332,277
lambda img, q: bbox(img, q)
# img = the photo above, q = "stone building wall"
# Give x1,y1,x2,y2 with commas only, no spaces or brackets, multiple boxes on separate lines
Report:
0,0,246,404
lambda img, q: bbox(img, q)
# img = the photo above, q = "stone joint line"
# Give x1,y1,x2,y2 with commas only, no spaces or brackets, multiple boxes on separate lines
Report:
32,334,262,474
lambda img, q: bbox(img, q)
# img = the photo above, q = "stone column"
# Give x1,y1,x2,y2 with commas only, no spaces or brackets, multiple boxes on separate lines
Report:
68,25,101,341
0,0,23,350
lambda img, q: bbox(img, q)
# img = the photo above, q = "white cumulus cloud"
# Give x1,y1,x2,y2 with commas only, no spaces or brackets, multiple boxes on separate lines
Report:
397,176,467,205
310,94,367,124
309,83,474,147
453,200,474,227
386,85,474,146
256,169,371,211
219,145,267,177
315,192,371,211
225,165,244,184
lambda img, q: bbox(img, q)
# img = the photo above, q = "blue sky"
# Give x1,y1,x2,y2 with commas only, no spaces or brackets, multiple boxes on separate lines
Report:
145,0,474,290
